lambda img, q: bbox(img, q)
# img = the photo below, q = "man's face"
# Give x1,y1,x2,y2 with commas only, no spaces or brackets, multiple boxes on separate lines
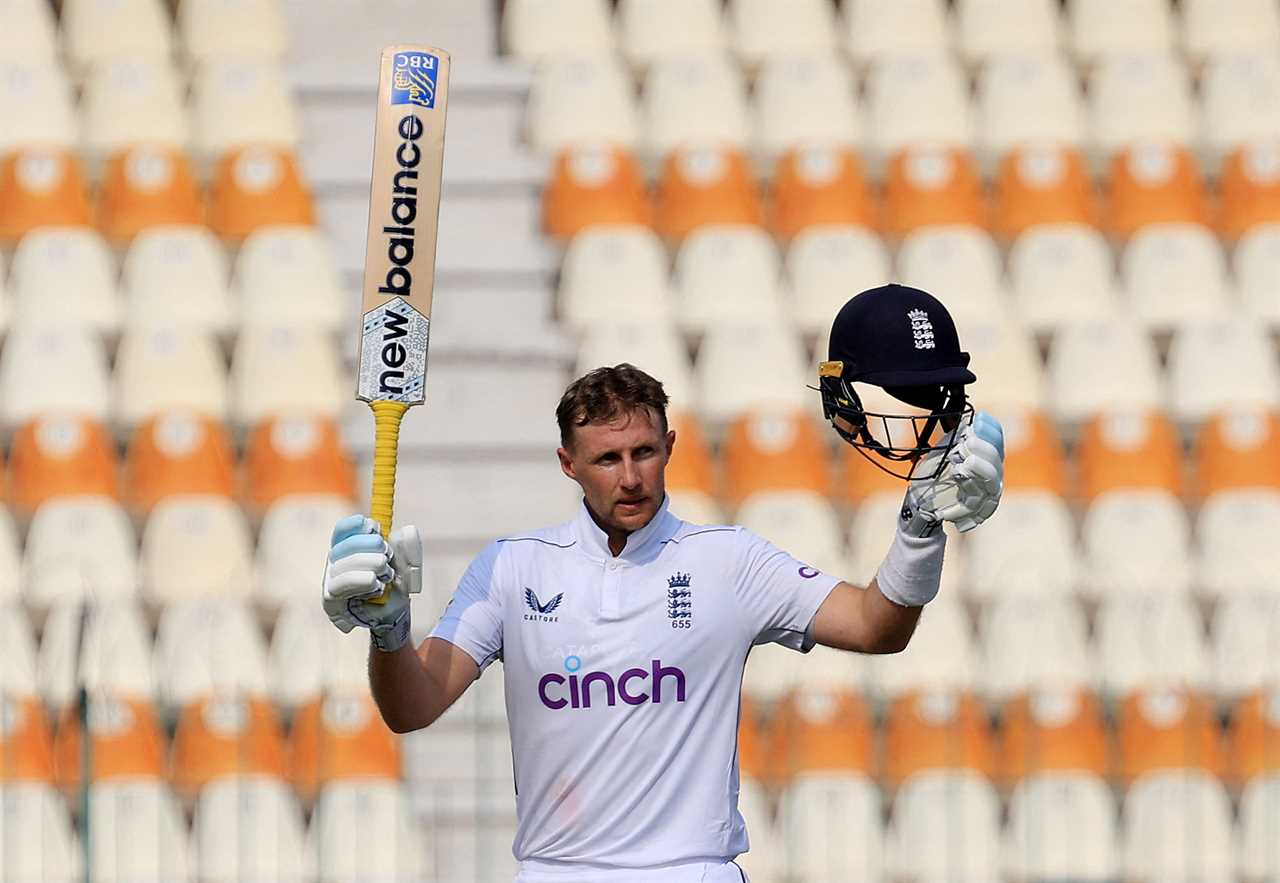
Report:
557,407,675,537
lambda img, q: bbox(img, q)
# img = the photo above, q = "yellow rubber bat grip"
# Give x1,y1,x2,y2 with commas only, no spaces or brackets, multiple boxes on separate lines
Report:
366,400,408,605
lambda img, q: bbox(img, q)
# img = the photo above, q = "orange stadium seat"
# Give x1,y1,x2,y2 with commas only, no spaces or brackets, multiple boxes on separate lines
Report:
1076,410,1184,502
8,416,119,517
1106,141,1211,241
737,696,774,786
244,415,356,514
1219,140,1280,240
53,693,168,796
839,445,911,505
97,146,204,245
0,694,55,782
882,145,987,240
0,149,92,244
1117,687,1226,785
208,145,314,243
543,143,652,240
289,691,401,803
665,410,717,500
655,145,762,245
993,144,1099,241
125,410,237,517
998,687,1110,786
171,693,287,803
721,407,833,506
1229,687,1280,785
999,409,1070,497
1194,409,1280,497
883,688,997,788
769,145,877,241
770,689,874,784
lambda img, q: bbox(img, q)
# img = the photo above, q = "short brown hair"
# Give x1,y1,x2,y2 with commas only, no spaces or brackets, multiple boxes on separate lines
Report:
556,363,669,447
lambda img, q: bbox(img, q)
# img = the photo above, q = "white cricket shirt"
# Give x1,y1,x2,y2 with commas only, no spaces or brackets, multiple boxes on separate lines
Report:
427,495,841,872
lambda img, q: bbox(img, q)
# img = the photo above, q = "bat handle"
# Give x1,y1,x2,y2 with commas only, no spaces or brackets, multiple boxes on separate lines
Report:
367,400,408,605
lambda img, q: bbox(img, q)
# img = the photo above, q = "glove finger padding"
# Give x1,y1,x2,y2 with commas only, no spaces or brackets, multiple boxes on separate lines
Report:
388,525,423,596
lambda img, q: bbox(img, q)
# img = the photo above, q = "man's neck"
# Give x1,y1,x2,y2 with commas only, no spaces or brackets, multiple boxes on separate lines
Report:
585,501,634,558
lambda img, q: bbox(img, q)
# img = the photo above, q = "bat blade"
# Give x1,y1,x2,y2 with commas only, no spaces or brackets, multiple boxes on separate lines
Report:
356,45,449,600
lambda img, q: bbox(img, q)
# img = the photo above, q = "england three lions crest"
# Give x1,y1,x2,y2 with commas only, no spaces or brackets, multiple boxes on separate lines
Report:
667,572,692,624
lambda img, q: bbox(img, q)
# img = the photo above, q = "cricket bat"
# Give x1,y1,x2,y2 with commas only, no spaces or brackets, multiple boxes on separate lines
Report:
356,45,450,602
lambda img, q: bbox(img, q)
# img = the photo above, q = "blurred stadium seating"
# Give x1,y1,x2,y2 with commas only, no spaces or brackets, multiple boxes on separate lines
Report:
0,1,1278,882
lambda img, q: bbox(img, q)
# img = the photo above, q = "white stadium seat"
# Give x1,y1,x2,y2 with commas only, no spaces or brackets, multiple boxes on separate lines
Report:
976,54,1084,164
576,323,697,414
865,53,973,160
404,718,516,818
737,776,783,883
0,782,82,883
526,54,638,155
642,53,750,158
728,0,836,67
1004,773,1121,882
0,603,38,698
559,225,673,330
963,489,1078,601
61,0,173,73
0,323,111,431
503,0,613,61
192,775,312,883
956,0,1061,64
1122,771,1238,883
0,61,75,153
753,53,860,159
872,595,978,698
1088,52,1194,160
0,511,19,606
695,321,809,425
957,316,1044,413
113,326,230,429
1081,489,1193,599
268,598,370,713
1210,596,1280,700
1009,224,1122,333
674,225,786,334
842,0,950,66
617,0,726,69
123,226,236,335
980,597,1095,703
794,644,869,695
1046,321,1163,423
178,0,288,66
83,59,188,160
1236,223,1280,329
888,771,1003,882
191,61,300,160
23,497,139,612
786,226,889,335
235,225,345,332
38,602,155,711
1167,317,1280,424
1096,595,1211,698
898,226,1008,324
1200,52,1280,165
1182,0,1280,64
308,780,431,883
736,490,848,576
230,326,345,427
0,0,57,64
140,495,255,606
154,598,271,712
256,495,355,615
11,226,121,336
743,639,804,703
88,778,194,883
1121,223,1232,332
1069,0,1173,62
1240,774,1280,882
1197,489,1280,599
782,774,884,881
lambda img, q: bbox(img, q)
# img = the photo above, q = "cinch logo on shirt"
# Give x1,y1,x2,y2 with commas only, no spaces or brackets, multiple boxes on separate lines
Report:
538,659,687,710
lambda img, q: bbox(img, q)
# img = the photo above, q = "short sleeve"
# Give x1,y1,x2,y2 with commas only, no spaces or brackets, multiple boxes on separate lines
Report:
426,541,505,674
733,528,841,652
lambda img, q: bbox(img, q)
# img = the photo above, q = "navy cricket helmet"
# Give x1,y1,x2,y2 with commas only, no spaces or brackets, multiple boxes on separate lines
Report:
817,284,977,480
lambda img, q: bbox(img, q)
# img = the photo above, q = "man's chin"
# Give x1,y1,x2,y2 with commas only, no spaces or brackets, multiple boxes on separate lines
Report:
614,499,654,526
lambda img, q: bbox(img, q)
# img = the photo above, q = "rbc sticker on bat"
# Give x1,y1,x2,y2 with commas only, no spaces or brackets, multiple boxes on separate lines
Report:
391,52,439,109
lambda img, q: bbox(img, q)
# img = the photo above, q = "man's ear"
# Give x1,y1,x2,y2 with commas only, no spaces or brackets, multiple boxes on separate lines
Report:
664,429,676,460
557,446,576,481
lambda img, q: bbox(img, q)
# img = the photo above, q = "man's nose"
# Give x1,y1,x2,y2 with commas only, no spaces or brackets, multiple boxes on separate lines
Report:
621,457,641,488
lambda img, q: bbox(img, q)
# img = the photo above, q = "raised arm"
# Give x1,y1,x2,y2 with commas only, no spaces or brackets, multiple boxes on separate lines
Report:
368,636,479,733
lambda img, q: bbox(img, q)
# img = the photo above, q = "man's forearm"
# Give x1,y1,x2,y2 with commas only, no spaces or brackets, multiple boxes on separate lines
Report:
368,639,437,734
860,576,923,654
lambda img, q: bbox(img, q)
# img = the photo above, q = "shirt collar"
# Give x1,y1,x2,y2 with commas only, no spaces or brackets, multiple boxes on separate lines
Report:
573,494,679,564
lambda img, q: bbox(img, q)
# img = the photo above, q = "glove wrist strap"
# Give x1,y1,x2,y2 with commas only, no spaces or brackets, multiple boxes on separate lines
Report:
370,609,411,653
875,520,947,608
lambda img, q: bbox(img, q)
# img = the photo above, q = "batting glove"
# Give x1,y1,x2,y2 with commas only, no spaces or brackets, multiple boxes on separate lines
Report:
322,514,422,653
902,411,1005,536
